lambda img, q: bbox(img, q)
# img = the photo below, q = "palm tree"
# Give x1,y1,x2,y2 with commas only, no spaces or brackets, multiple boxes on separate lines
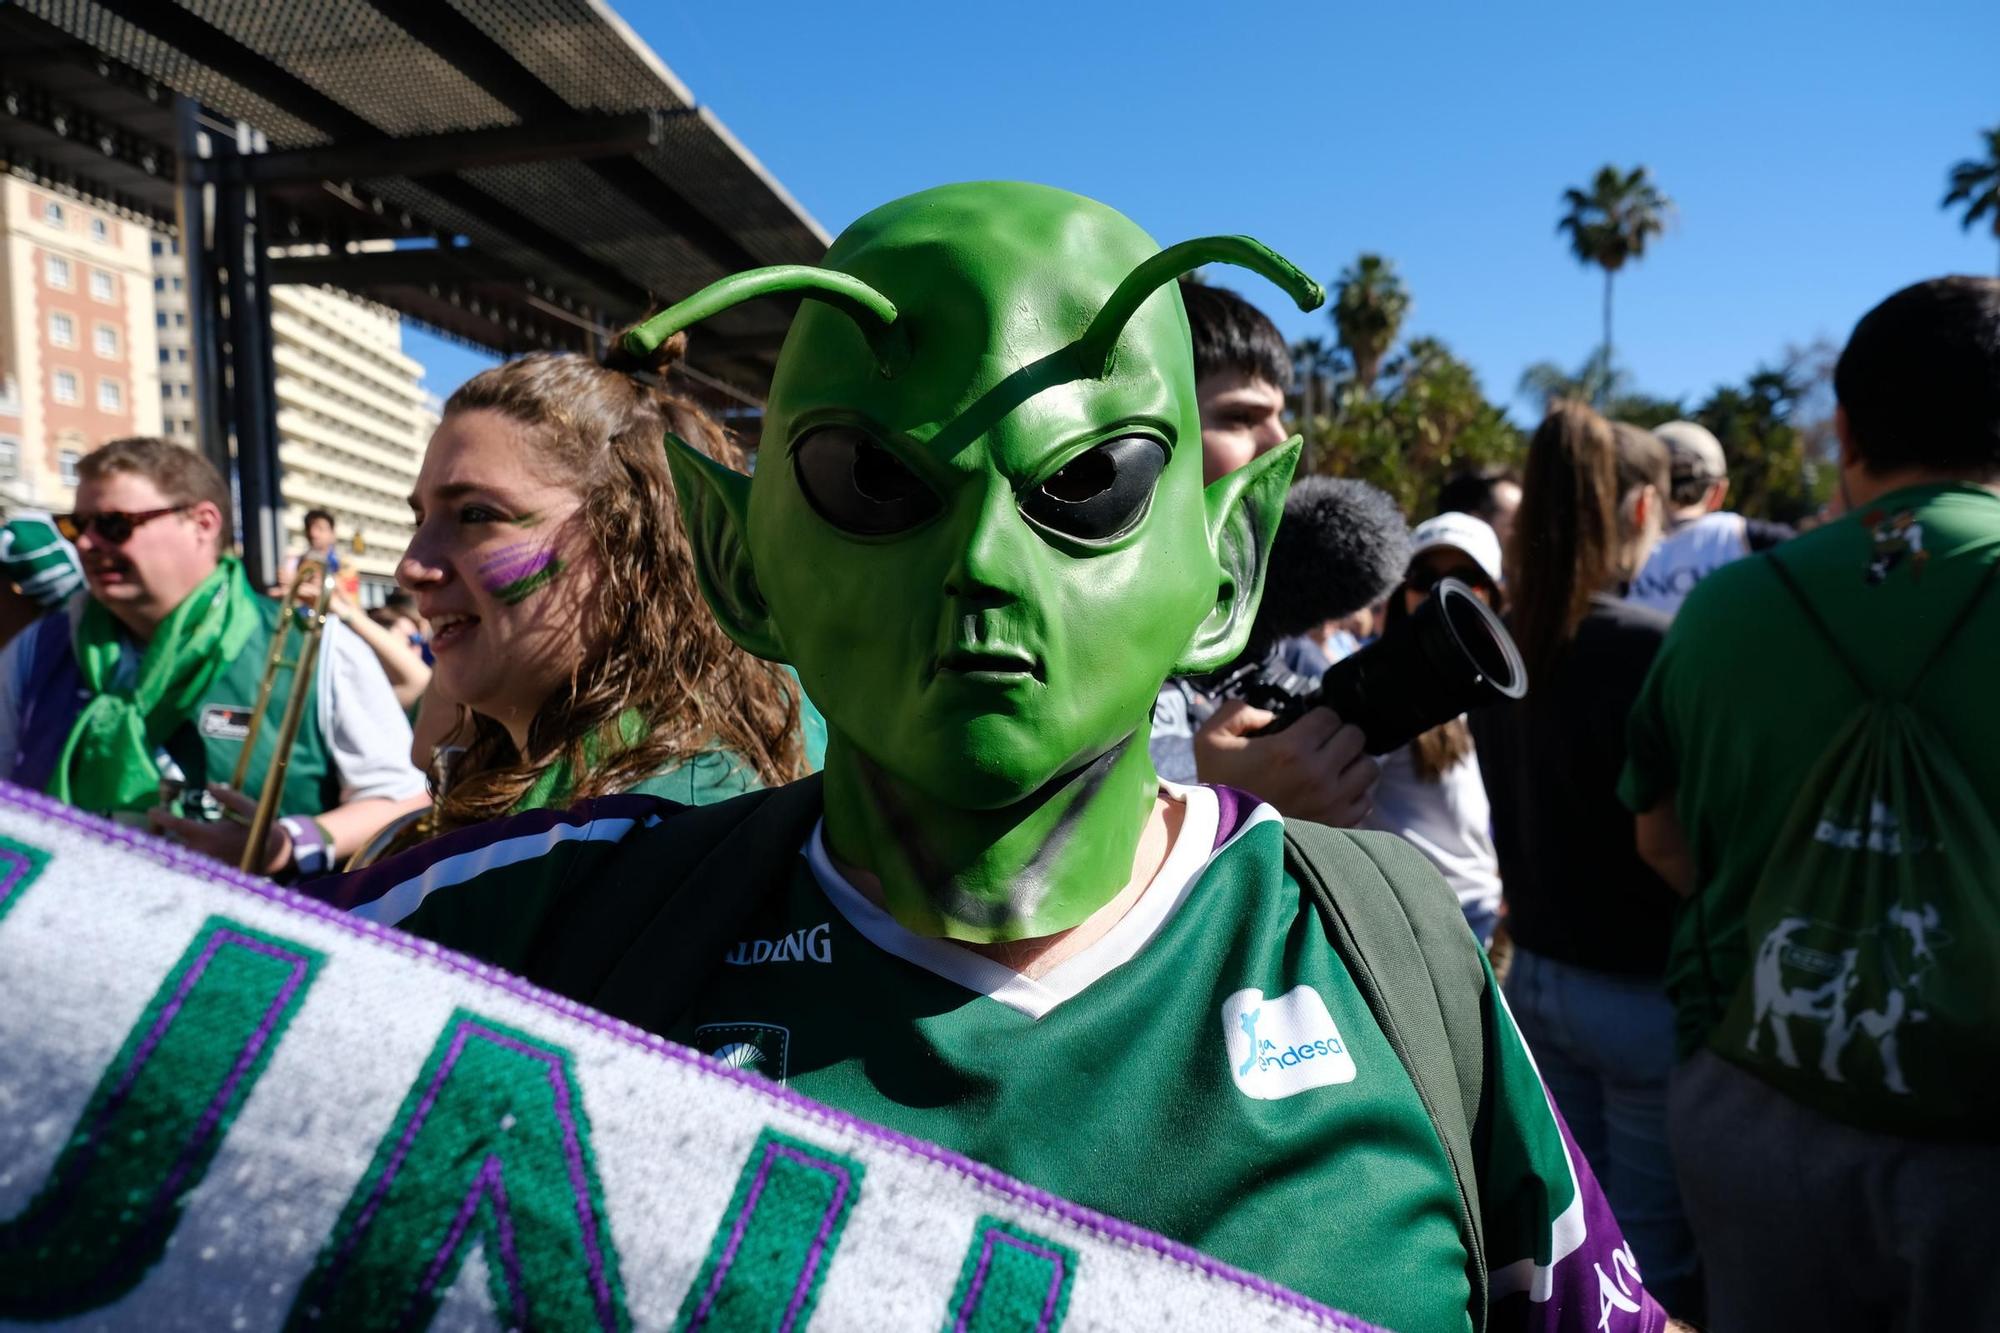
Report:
1330,254,1410,396
1558,165,1672,373
1517,348,1629,411
1943,126,2000,275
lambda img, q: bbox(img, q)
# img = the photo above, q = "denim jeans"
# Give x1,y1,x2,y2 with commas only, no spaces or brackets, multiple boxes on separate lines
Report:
1504,946,1701,1317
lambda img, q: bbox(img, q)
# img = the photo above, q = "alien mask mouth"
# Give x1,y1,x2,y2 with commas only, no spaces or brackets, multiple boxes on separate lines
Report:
935,645,1044,681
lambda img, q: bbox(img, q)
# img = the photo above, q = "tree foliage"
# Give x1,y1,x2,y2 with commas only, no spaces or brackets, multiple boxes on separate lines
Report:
1557,164,1672,370
1330,254,1411,396
1517,348,1685,425
1692,345,1839,525
1942,125,2000,274
1292,333,1521,514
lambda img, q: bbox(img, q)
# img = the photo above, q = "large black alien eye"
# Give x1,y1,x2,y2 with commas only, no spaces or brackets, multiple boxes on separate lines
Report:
792,425,942,536
1018,435,1169,542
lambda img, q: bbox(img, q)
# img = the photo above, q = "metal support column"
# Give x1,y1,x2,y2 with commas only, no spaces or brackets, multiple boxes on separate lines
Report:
179,99,283,585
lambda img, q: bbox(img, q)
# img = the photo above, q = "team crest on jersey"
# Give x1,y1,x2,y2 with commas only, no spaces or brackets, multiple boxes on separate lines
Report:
198,705,255,741
1221,986,1356,1099
694,1021,791,1086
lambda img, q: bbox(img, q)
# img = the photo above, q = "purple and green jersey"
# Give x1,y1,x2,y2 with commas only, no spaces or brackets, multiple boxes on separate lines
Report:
322,783,1665,1332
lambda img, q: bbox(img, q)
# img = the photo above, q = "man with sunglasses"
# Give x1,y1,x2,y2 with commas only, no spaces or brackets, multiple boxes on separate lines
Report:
0,437,426,877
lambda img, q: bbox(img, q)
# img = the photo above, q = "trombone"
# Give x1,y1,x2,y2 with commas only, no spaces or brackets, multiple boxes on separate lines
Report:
231,556,337,874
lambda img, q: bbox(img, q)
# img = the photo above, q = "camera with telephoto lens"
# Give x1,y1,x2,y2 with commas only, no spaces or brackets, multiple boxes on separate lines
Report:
1216,577,1528,755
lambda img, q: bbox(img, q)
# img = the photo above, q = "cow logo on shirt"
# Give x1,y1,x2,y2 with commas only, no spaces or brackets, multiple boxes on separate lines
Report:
1221,986,1357,1098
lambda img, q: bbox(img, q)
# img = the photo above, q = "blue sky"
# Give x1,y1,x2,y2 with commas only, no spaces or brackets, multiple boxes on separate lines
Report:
408,0,2000,420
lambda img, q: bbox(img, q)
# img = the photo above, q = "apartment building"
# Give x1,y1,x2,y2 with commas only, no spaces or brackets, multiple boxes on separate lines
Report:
154,237,434,603
0,179,163,508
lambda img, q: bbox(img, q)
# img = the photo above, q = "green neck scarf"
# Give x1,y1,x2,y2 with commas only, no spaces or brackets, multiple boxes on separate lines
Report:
48,556,264,814
511,708,651,813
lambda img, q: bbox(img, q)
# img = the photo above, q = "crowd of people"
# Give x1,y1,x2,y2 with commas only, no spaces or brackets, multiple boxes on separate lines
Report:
3,177,1995,1331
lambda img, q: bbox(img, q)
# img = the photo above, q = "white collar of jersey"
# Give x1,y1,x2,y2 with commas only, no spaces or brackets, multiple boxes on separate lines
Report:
804,781,1224,1020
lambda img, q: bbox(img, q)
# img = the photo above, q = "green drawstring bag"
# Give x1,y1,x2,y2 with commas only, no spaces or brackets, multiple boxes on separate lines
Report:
1710,554,2000,1137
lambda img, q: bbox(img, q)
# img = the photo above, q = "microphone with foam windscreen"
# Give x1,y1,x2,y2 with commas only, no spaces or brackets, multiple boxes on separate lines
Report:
1247,476,1412,653
1226,476,1529,753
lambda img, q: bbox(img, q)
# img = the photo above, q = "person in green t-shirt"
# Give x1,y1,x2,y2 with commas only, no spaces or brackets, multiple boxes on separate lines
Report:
328,183,1670,1331
378,339,823,862
1622,276,2000,1333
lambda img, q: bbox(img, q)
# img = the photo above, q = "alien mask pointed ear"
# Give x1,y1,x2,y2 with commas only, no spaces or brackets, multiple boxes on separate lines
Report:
663,433,786,661
1173,438,1301,675
626,265,906,376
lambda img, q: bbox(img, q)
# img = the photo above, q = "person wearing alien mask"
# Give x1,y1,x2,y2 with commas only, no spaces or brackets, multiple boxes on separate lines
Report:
326,183,1670,1333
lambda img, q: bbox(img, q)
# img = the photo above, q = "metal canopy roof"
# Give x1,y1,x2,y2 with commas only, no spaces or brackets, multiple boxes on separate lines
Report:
0,0,830,399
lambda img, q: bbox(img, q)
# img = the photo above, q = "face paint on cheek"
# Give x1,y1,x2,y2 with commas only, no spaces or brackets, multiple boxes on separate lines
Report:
477,539,565,606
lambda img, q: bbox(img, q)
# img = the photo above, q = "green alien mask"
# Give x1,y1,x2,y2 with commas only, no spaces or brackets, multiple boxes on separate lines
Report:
635,182,1321,942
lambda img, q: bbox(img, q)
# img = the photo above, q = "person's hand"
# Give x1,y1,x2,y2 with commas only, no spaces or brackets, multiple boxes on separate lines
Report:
148,783,292,876
327,588,361,626
1193,700,1379,827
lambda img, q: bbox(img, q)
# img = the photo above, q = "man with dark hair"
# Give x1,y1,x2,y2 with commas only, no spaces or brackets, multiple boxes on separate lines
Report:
1622,277,2000,1330
1436,464,1523,552
1626,421,1793,615
0,438,425,876
1151,283,1379,827
1180,282,1295,484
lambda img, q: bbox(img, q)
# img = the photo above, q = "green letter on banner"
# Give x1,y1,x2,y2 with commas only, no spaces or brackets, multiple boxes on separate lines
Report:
943,1217,1077,1333
286,1009,628,1332
675,1127,864,1331
0,833,50,921
0,916,321,1318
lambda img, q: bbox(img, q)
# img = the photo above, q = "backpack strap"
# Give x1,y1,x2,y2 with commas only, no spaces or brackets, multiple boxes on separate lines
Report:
1766,552,2000,701
589,773,827,1031
1907,555,2000,697
1283,820,1490,1329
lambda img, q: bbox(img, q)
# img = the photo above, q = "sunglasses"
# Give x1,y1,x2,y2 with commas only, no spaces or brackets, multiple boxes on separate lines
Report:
55,505,191,545
1407,565,1490,596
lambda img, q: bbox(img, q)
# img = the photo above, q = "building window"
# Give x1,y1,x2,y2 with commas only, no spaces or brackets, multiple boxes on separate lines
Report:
52,370,79,405
98,378,123,413
176,347,189,363
171,275,184,293
0,436,17,480
94,324,119,358
173,312,186,328
49,312,75,348
90,217,110,244
153,275,165,293
42,200,64,227
45,255,71,289
59,450,81,488
156,311,167,329
89,270,114,303
177,382,191,398
151,238,164,256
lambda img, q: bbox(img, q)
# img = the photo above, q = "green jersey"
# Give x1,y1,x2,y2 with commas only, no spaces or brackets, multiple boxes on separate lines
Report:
683,787,1471,1330
324,783,1664,1333
1620,484,2000,1057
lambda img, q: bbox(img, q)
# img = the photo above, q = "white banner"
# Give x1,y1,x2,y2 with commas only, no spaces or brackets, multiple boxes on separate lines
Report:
0,783,1376,1332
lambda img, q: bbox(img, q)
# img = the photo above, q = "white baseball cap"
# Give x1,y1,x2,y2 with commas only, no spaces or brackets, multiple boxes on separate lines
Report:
1654,420,1728,484
1408,511,1504,587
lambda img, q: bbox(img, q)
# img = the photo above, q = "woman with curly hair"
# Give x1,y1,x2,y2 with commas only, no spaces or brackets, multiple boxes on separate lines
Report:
390,333,819,848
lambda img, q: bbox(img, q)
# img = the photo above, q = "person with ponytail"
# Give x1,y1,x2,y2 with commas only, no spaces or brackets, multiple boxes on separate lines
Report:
391,332,821,849
1468,403,1699,1315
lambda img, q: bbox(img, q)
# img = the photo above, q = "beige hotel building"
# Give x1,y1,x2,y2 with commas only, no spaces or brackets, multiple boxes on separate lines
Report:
0,179,163,508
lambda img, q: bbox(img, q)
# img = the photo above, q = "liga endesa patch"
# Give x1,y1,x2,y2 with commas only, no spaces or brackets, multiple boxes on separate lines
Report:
0,783,1380,1333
